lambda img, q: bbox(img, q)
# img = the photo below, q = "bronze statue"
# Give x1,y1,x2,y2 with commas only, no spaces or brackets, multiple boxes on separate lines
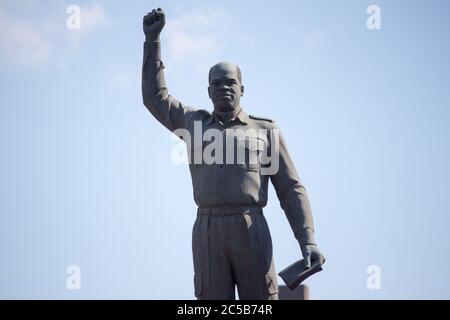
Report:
142,8,325,300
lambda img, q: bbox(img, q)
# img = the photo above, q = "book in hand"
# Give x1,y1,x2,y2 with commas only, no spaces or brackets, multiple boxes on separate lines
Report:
278,258,323,291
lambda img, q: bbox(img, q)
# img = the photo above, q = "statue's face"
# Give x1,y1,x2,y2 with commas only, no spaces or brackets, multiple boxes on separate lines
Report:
208,62,244,112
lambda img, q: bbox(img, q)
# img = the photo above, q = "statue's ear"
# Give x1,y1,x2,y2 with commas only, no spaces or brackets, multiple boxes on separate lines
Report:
240,85,245,97
208,86,212,99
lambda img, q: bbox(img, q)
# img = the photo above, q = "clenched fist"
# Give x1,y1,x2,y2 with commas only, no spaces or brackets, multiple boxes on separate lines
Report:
143,8,165,41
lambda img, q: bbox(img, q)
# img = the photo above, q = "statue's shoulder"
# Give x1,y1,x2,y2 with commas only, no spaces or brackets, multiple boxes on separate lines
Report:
197,109,211,116
249,114,274,123
183,108,211,128
189,108,211,120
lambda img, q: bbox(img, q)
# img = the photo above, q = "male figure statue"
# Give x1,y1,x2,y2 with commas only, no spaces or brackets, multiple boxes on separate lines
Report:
142,8,325,300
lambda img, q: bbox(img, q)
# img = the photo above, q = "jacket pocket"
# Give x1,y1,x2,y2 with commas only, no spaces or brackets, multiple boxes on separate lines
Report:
237,137,264,172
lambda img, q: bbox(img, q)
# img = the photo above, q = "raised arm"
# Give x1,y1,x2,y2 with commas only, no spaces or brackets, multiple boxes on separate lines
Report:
142,8,195,132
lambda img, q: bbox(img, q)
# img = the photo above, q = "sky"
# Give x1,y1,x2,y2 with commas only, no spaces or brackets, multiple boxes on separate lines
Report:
1,0,450,299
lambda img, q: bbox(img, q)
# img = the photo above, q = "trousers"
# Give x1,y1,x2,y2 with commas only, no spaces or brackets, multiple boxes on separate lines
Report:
192,206,279,300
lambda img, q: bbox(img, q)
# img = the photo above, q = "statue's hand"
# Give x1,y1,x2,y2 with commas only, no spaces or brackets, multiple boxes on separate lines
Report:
301,244,325,269
143,8,165,41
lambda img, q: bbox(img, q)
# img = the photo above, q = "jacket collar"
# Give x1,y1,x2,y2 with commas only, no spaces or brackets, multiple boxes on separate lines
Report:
207,108,249,126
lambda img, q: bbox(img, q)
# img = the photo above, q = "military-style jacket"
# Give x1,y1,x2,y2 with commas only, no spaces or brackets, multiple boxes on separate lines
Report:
142,41,316,246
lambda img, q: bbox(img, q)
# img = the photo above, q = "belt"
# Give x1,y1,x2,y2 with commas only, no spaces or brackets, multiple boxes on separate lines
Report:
197,206,263,216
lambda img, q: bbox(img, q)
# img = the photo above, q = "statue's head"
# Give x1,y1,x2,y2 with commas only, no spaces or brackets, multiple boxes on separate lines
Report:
208,62,244,113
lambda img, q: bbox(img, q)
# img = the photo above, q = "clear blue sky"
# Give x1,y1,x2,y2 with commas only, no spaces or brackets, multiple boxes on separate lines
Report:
1,0,449,299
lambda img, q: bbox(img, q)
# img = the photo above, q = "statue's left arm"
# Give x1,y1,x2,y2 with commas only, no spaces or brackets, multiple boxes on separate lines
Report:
269,125,325,268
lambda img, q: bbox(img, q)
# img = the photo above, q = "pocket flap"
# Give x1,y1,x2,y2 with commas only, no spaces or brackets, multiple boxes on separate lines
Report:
237,137,265,151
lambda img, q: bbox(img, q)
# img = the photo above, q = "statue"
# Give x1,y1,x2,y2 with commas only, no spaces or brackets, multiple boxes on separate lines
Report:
142,8,325,300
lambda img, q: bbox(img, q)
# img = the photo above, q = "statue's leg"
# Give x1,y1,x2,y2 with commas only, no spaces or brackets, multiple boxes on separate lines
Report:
227,213,279,300
192,214,235,300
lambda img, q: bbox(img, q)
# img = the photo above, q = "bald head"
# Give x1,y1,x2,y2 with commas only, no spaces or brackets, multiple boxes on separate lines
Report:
207,61,244,113
208,61,242,85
